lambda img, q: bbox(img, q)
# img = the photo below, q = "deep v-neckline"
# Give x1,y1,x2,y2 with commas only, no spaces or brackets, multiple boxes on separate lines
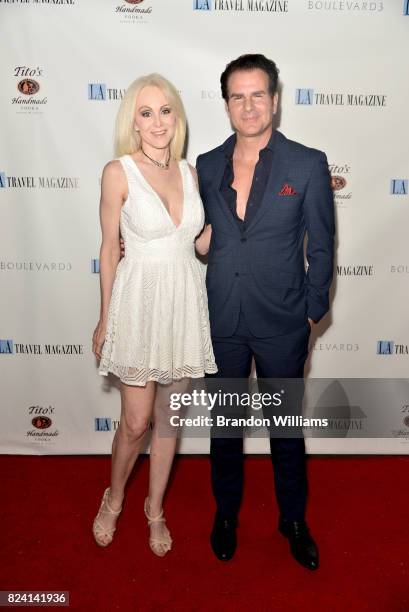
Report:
127,155,185,230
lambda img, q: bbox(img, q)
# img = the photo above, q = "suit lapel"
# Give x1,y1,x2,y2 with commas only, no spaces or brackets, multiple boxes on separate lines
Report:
245,131,289,233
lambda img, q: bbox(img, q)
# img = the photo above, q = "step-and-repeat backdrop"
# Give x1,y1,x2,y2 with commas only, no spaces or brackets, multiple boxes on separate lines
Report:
1,1,408,455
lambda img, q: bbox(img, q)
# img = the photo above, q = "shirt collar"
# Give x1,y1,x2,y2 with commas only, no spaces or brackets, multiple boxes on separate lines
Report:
221,129,276,160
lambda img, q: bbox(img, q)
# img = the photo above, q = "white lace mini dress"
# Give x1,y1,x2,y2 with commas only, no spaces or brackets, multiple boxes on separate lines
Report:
98,155,218,386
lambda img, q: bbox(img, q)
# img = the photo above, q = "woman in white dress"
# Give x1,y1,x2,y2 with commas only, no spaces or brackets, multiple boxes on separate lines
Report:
92,74,216,556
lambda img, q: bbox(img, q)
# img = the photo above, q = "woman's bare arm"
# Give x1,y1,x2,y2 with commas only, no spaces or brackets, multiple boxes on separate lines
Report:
98,160,127,321
93,160,127,358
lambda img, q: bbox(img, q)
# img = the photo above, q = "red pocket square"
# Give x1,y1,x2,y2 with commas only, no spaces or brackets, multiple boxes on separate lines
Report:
278,184,297,196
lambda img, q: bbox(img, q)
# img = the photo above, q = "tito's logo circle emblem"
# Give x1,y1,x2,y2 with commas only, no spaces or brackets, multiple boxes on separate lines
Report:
18,79,40,96
32,416,52,429
331,175,346,191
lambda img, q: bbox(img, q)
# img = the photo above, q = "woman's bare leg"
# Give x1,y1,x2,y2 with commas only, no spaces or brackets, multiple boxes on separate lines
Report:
94,380,156,545
145,380,189,551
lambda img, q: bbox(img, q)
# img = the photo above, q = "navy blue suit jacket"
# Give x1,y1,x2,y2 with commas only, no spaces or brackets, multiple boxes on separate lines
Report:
196,130,335,338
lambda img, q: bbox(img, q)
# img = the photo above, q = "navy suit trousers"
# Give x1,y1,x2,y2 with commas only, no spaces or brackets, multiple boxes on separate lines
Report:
207,310,311,522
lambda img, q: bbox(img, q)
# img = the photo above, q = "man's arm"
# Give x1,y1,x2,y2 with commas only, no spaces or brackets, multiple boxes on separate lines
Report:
303,152,335,324
195,154,210,226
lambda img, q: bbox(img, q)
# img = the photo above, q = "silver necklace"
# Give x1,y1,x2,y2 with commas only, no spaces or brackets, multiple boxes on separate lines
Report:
141,148,170,169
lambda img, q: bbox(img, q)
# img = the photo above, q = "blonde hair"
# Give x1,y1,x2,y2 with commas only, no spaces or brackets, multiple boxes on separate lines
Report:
114,73,186,160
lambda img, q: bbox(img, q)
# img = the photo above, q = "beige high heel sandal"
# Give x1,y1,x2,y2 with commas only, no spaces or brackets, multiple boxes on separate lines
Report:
144,497,172,557
92,487,123,547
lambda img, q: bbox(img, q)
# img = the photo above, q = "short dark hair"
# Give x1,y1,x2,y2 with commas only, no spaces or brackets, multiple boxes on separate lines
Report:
220,54,279,101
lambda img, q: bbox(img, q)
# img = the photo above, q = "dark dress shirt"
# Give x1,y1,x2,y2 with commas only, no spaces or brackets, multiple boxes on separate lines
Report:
220,130,276,231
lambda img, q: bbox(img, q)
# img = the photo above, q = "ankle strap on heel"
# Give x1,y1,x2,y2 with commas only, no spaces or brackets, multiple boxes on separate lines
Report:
103,487,122,515
144,498,165,524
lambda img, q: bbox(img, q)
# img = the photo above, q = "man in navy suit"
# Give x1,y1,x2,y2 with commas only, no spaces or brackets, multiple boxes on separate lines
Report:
196,54,335,570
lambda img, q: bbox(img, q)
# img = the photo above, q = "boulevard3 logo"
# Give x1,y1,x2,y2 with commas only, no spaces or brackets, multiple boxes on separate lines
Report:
12,66,47,114
306,1,384,11
0,261,72,272
295,88,386,107
390,265,409,275
201,89,223,100
114,0,152,24
194,0,289,11
310,342,359,352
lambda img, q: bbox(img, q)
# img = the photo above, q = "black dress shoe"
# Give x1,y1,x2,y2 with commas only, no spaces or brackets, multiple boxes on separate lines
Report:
210,515,237,561
278,519,319,571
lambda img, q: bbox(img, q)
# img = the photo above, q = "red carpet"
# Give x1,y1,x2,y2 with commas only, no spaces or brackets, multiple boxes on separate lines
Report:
2,455,408,611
